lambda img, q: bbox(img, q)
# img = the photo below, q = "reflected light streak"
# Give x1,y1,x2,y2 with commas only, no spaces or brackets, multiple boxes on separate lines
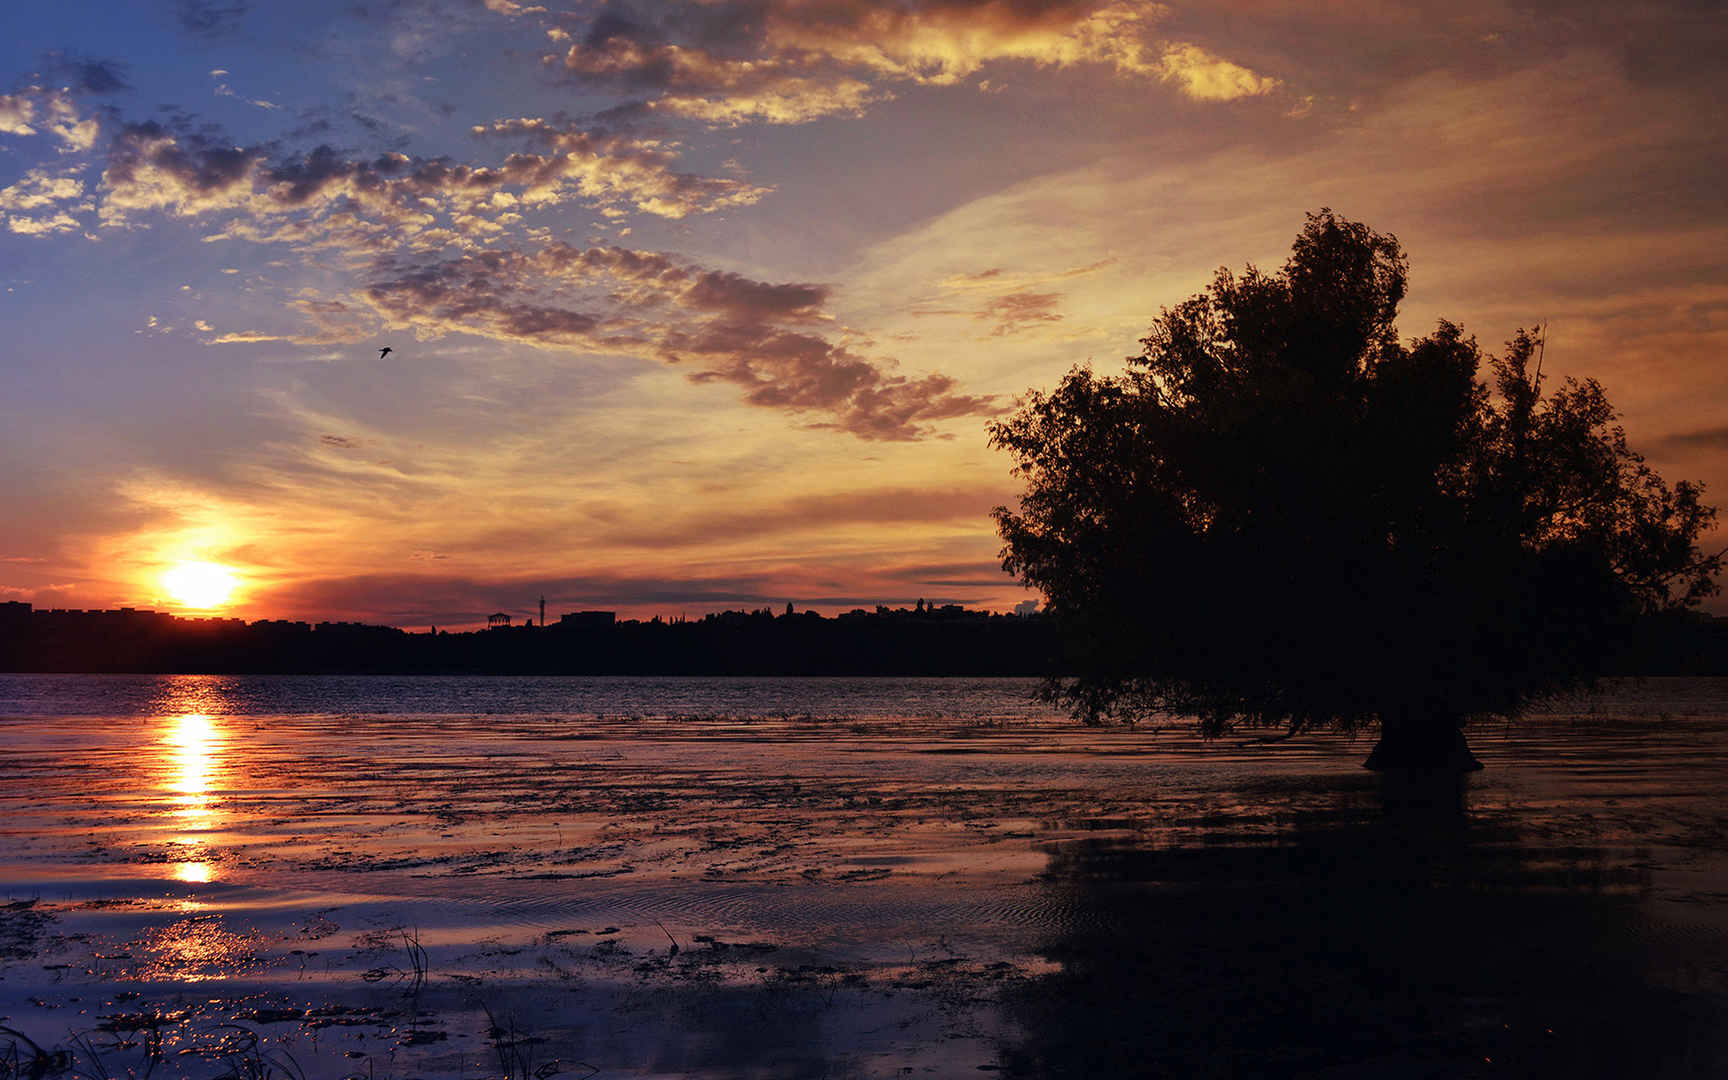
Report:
167,712,220,821
154,673,240,718
160,709,228,882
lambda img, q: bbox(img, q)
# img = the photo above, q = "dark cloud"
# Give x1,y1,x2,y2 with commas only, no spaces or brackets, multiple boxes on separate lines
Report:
548,31,878,124
262,145,409,205
102,122,264,216
362,251,615,346
896,572,1014,587
1660,426,1728,450
257,570,787,625
347,110,412,151
977,290,1063,335
680,270,827,320
359,241,994,440
320,434,360,449
254,557,1016,625
669,322,993,439
34,52,132,94
597,486,1015,549
295,298,356,317
177,0,249,36
283,114,333,140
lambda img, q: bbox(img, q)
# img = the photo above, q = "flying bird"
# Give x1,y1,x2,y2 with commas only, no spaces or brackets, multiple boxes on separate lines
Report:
377,346,393,359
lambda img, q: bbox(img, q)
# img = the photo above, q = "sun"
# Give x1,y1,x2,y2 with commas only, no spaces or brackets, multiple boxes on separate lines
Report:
162,561,240,611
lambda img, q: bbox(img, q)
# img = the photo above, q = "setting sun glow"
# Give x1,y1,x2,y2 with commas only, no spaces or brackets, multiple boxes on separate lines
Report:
162,561,239,611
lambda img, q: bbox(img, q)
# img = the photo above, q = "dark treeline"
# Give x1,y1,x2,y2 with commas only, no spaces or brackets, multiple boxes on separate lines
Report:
0,601,1061,675
3,598,1726,678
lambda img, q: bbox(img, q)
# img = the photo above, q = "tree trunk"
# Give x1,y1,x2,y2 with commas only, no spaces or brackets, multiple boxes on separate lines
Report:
1363,711,1483,772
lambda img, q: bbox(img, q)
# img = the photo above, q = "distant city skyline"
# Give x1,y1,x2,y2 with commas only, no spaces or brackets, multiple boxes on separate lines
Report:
0,595,1066,675
2,1,1724,627
0,595,1026,632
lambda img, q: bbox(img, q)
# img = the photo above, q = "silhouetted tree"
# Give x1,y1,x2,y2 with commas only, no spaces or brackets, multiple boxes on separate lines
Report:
991,210,1721,769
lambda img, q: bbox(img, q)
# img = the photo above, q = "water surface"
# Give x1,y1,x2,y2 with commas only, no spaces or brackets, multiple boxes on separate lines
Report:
1,675,1725,1077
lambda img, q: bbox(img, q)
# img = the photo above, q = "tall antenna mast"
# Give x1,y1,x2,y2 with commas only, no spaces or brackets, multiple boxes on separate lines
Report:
539,595,545,628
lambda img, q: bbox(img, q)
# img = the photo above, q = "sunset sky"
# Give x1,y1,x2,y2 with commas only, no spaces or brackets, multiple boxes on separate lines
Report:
2,0,1724,626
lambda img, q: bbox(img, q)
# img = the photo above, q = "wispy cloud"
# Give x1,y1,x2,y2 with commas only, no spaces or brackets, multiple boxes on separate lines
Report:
177,0,248,36
357,243,995,439
1660,425,1728,449
34,52,131,94
211,70,279,110
592,485,1015,549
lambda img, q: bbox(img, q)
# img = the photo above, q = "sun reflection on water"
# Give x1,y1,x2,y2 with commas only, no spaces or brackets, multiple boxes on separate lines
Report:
175,861,213,884
160,703,229,883
152,672,241,718
167,713,222,822
134,916,264,983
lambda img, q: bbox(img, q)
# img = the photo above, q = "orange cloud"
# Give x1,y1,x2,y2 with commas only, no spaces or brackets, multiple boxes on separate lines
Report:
541,0,1279,125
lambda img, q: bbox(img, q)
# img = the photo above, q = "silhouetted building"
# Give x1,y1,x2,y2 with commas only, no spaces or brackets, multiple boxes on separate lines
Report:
559,610,615,630
487,612,512,628
0,599,1715,678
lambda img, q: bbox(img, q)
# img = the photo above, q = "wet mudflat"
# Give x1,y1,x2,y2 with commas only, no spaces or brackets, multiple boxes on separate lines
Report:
1,675,1726,1078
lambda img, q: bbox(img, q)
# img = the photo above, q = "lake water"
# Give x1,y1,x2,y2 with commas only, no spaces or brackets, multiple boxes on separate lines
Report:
1,674,1726,1078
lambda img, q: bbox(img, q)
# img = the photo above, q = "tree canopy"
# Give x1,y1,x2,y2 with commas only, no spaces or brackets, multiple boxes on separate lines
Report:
990,211,1721,768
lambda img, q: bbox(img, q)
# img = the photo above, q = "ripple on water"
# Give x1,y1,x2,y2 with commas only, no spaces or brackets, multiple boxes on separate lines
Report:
382,880,1100,946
